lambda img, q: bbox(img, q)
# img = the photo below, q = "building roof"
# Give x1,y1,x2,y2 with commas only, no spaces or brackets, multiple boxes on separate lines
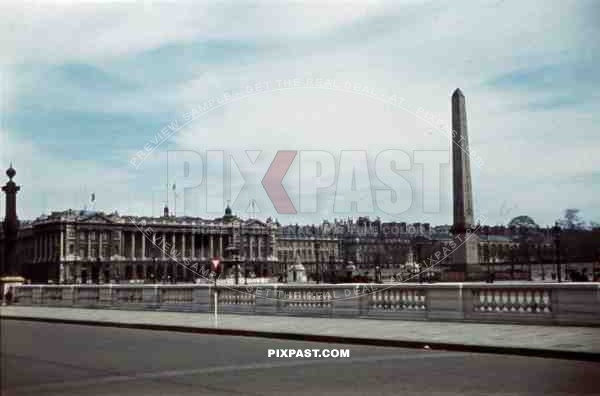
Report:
25,208,272,228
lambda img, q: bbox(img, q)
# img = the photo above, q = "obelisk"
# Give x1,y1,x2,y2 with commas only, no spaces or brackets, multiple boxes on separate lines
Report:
451,89,480,280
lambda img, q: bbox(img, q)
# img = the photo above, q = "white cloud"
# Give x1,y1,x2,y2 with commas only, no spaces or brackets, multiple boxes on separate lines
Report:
1,0,598,225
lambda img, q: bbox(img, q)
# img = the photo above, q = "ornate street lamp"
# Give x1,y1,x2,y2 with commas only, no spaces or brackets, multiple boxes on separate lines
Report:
225,245,240,285
328,253,335,284
484,227,494,283
345,261,356,283
375,265,382,284
376,223,384,284
538,240,545,281
152,257,157,284
284,251,289,284
96,257,101,284
414,235,426,284
315,241,321,284
553,222,562,283
354,237,360,282
235,262,239,285
253,258,259,283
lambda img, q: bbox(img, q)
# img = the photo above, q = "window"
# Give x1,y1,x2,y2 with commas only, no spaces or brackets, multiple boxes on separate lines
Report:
69,244,74,254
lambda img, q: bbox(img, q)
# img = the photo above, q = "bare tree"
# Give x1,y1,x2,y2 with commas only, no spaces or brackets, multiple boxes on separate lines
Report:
559,209,586,230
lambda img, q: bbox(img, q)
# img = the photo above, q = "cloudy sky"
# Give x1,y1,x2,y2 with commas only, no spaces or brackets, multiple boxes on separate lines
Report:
1,0,598,227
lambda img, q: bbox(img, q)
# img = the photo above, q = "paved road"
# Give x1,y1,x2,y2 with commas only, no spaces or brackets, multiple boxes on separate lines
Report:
2,320,599,396
4,306,599,356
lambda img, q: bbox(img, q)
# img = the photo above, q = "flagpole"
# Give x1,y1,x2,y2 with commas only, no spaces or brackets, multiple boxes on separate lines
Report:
172,181,176,218
166,159,169,215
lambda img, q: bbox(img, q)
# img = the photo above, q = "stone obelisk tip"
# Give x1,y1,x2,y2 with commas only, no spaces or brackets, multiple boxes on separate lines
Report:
452,88,464,98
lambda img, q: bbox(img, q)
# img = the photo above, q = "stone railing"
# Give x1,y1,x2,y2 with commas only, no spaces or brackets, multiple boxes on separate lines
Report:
115,287,144,305
9,283,600,326
471,288,552,314
278,287,334,316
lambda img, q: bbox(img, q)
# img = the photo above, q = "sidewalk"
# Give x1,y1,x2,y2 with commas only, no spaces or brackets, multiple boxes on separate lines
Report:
2,306,599,361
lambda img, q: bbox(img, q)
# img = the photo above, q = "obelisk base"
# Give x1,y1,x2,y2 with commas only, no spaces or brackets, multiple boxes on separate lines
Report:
453,231,483,281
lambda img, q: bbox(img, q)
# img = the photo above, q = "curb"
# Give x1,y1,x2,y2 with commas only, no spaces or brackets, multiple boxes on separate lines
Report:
2,315,599,362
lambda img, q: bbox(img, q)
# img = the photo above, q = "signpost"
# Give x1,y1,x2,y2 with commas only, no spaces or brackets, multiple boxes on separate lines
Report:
211,257,220,327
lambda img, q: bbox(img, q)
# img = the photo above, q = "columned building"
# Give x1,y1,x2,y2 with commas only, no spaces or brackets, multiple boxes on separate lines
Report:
12,206,278,284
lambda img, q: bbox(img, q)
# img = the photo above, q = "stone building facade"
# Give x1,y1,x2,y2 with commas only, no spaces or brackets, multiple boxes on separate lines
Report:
4,207,594,284
3,206,279,284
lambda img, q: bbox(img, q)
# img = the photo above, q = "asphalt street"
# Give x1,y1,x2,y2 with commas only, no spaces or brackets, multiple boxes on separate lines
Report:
1,319,599,396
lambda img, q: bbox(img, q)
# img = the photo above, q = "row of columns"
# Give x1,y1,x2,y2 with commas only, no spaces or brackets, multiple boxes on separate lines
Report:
32,230,273,263
33,231,65,262
33,230,117,262
32,230,230,262
125,231,270,260
127,231,225,260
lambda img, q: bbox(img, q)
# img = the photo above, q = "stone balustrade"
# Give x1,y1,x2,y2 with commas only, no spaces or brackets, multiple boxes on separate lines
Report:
365,288,428,321
217,288,256,314
219,289,255,306
9,283,600,326
471,288,552,314
76,286,99,306
278,287,333,315
16,287,33,305
161,287,193,304
39,287,62,305
115,287,144,304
